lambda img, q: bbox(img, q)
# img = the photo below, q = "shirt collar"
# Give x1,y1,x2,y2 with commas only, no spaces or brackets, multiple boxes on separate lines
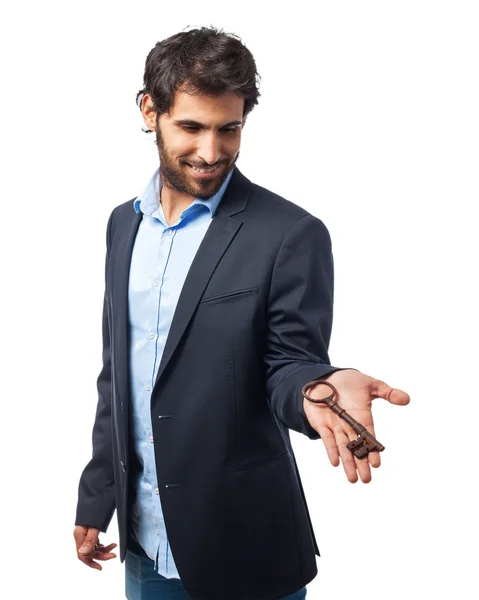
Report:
133,166,234,218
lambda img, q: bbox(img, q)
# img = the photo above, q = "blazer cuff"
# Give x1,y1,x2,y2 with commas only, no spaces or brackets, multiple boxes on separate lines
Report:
75,492,116,533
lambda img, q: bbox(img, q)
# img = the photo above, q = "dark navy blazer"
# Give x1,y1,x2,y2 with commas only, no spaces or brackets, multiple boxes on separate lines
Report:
75,166,346,600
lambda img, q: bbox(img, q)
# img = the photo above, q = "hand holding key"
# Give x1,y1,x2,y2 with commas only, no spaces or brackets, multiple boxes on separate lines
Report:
302,379,385,459
301,369,410,483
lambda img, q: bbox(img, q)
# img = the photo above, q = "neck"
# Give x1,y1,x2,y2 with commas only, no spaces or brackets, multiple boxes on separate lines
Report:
159,177,196,227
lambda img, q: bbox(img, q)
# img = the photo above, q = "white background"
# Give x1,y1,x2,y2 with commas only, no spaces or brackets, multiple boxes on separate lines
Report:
1,1,478,599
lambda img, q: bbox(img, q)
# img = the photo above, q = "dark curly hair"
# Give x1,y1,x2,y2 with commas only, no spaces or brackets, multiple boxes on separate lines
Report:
136,26,261,133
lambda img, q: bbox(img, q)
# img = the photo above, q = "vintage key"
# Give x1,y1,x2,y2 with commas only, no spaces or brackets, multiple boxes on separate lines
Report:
301,379,385,459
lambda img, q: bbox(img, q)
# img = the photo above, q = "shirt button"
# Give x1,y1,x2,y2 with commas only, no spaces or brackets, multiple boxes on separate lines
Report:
154,487,159,494
148,436,154,443
156,529,159,535
154,279,160,286
149,332,156,340
165,229,173,236
145,384,151,391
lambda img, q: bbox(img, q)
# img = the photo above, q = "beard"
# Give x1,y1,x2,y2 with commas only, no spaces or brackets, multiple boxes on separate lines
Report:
155,127,239,199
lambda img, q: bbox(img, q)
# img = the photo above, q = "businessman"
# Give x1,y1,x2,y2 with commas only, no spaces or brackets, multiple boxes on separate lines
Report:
73,26,410,600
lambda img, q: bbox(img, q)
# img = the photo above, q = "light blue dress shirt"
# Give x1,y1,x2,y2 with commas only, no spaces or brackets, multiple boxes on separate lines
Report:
128,165,234,578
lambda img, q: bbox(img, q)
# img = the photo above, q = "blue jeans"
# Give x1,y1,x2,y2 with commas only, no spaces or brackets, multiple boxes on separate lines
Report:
125,526,307,600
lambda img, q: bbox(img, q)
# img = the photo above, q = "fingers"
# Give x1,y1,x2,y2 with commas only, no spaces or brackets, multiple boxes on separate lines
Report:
318,427,340,467
77,527,99,555
372,379,410,406
368,449,381,469
79,554,103,571
354,419,381,470
334,429,360,483
75,526,112,570
327,427,375,483
78,529,99,556
97,542,117,554
92,543,117,561
361,421,381,469
343,429,374,483
91,551,116,561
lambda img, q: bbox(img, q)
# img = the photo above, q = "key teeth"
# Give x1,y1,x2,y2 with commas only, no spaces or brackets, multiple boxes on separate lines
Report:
347,442,371,459
347,437,385,459
347,438,363,451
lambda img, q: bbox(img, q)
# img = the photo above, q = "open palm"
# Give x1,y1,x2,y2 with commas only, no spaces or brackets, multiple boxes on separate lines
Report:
303,369,410,483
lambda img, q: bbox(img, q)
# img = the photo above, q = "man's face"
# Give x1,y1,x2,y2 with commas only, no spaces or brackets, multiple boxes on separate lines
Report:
143,90,245,199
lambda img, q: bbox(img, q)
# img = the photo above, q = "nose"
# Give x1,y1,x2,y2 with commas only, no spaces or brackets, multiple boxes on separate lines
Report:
197,132,221,165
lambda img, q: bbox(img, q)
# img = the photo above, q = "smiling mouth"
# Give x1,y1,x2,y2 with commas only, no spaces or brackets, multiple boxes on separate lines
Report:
187,163,222,174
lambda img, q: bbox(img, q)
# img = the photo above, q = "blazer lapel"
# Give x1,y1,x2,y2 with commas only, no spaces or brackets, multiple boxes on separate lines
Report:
110,166,253,414
154,166,252,388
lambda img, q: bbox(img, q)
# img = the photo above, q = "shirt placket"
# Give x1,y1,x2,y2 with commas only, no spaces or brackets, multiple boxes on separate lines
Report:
151,225,177,573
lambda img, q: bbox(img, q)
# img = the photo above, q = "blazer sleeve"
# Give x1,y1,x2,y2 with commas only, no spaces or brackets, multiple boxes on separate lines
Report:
264,214,354,440
74,209,117,532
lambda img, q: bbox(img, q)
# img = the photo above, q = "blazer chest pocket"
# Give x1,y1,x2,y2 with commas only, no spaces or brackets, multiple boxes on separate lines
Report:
228,451,290,472
199,286,259,306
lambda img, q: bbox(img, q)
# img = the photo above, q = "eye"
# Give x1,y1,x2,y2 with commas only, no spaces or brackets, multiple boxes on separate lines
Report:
221,128,238,134
183,125,199,132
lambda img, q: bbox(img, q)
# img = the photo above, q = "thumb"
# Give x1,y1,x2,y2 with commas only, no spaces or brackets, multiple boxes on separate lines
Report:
372,378,410,406
79,528,99,554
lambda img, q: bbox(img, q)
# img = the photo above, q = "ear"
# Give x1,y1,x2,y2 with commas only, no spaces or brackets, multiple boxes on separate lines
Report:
141,94,158,132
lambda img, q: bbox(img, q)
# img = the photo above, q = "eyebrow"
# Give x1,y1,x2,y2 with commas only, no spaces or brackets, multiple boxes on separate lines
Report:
174,119,243,129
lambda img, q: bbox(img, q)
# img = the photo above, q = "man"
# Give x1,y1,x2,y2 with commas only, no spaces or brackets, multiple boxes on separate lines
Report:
73,26,410,600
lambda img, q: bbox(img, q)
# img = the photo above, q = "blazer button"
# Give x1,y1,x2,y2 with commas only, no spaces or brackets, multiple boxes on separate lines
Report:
120,460,126,472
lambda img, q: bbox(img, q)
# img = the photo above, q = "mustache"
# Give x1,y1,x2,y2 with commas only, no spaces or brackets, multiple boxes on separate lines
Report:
184,160,227,168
